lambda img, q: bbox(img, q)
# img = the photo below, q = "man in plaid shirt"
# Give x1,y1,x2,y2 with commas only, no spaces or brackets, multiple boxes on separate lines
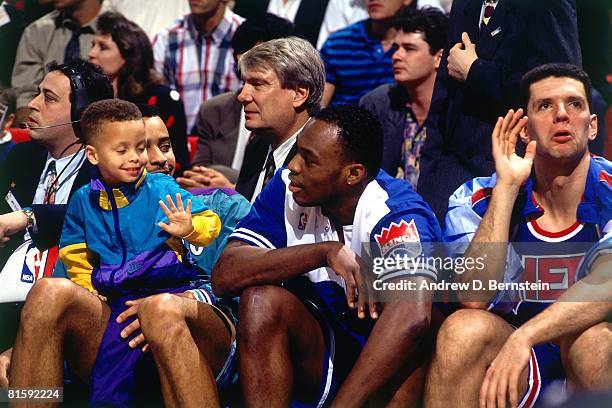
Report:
153,0,244,131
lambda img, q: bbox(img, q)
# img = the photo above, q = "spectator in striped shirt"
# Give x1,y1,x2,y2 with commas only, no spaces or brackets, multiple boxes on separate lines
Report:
321,0,416,106
152,0,244,131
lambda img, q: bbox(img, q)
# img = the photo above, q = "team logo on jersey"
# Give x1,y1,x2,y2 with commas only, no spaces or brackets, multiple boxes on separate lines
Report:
374,219,421,255
520,253,583,302
298,212,309,230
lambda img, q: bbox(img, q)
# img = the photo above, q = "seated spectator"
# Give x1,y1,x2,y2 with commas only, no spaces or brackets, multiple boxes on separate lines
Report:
360,6,448,190
11,0,110,124
180,36,325,204
153,0,244,131
233,0,368,49
89,11,190,173
187,12,295,186
6,102,249,407
320,0,415,106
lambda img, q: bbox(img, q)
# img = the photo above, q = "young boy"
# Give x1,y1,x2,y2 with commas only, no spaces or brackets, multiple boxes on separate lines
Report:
59,99,221,407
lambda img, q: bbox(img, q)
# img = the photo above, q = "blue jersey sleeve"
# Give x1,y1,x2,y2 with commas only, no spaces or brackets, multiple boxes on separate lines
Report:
230,170,288,249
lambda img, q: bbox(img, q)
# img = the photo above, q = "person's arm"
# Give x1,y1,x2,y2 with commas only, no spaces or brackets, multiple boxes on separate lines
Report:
463,0,581,106
158,193,221,248
455,109,535,308
58,192,95,292
480,251,612,408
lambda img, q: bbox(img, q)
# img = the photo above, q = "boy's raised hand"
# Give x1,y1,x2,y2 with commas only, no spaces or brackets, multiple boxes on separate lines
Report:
158,193,194,237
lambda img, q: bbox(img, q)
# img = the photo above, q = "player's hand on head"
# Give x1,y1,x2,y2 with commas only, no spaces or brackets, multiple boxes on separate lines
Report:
158,193,194,238
480,331,531,408
117,298,149,352
492,108,535,188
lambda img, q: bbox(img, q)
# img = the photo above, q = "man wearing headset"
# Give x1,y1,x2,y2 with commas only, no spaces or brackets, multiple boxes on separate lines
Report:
0,59,113,252
0,58,112,387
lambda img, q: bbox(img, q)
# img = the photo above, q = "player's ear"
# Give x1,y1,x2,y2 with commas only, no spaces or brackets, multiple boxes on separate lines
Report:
346,163,367,186
519,123,530,144
85,145,99,166
434,49,443,70
588,113,598,141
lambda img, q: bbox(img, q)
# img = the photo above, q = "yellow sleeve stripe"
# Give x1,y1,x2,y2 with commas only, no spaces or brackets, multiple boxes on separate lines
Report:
183,210,222,247
59,243,95,292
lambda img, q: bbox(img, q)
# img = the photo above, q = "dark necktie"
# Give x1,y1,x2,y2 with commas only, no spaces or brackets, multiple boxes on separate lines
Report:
482,1,495,27
64,24,93,62
262,150,276,188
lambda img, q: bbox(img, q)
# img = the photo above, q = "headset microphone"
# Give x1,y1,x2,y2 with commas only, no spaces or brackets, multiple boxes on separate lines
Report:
18,120,80,130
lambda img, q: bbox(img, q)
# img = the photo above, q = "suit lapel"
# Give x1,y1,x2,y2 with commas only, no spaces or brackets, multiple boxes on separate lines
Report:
461,0,484,42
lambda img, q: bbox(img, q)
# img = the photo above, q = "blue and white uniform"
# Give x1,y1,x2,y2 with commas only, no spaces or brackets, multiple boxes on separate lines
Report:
230,168,441,407
445,155,612,408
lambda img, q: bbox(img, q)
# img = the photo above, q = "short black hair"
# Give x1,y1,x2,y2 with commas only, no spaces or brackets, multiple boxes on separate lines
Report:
47,59,114,107
314,105,383,177
521,63,593,112
81,99,142,145
231,13,295,56
394,6,449,54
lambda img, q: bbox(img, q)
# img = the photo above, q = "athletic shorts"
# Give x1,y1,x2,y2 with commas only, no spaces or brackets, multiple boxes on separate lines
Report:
518,342,565,408
290,299,366,408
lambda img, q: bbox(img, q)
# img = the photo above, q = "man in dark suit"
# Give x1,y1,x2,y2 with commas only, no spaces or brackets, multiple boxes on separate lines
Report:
417,0,582,225
181,36,325,203
234,36,325,202
0,59,112,260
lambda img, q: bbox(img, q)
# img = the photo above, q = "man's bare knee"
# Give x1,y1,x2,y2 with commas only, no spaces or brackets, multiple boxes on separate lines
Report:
563,322,612,390
238,285,291,342
20,278,79,331
139,293,186,342
434,309,508,372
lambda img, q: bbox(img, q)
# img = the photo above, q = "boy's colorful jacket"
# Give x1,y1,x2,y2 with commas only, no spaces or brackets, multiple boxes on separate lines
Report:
58,170,221,408
59,170,221,298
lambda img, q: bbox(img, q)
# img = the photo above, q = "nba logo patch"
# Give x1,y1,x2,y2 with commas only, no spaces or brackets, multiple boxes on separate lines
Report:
298,212,308,230
21,243,58,283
